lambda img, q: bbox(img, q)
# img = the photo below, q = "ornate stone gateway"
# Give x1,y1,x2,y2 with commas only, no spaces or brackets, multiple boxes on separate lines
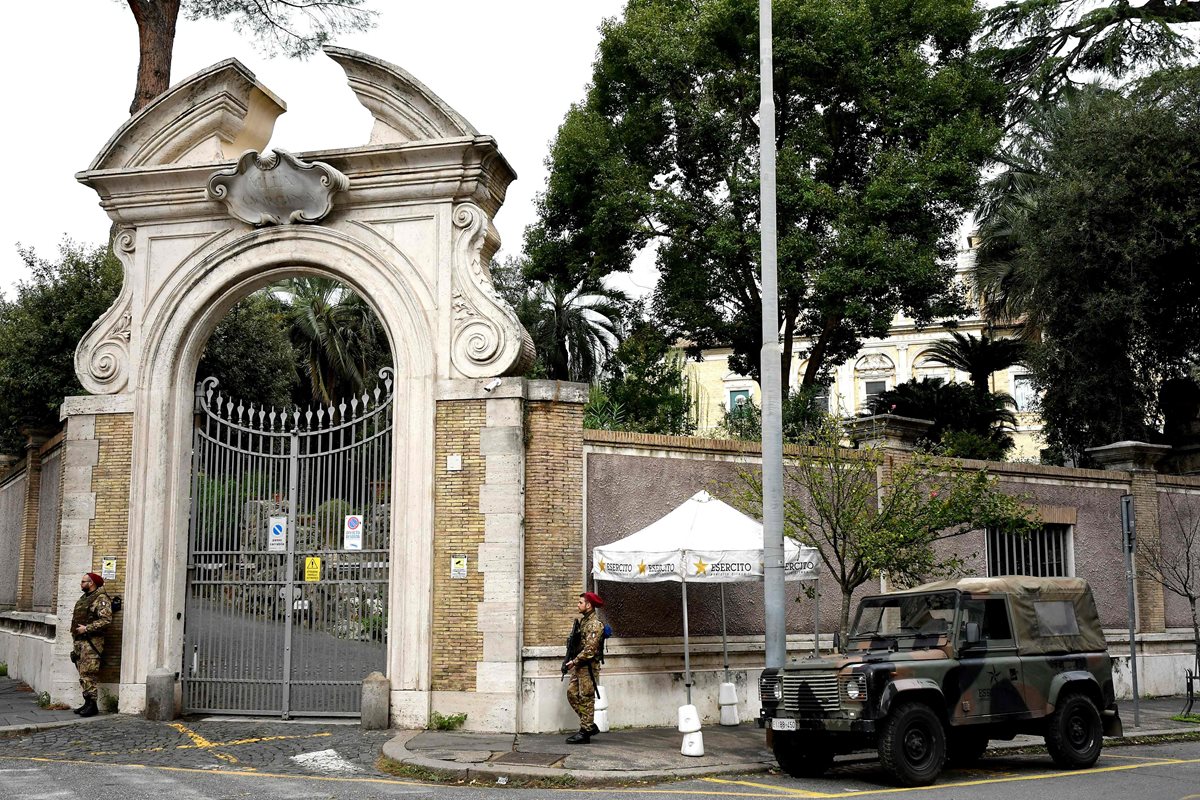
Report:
183,375,393,717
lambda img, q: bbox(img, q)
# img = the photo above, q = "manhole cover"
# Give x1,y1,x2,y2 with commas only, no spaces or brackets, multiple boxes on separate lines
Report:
491,751,567,767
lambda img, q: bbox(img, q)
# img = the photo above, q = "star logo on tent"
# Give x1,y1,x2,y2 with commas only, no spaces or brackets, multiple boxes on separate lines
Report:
598,560,606,572
694,558,708,575
638,561,647,575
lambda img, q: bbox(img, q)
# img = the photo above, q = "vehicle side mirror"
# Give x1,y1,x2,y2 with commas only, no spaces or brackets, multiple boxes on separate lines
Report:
964,622,981,645
833,632,842,653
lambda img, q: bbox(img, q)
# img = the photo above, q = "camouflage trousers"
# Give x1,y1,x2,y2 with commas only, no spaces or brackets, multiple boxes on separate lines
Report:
567,663,598,729
73,641,102,700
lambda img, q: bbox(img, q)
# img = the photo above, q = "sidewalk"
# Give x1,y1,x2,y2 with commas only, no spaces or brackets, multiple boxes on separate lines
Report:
383,696,1200,784
0,678,107,734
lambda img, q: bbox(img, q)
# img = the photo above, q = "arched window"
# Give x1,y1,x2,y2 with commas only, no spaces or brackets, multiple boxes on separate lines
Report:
854,354,895,410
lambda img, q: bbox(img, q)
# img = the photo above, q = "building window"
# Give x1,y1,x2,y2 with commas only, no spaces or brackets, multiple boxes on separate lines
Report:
987,524,1073,578
854,353,895,411
729,389,751,409
864,380,887,403
1012,373,1037,412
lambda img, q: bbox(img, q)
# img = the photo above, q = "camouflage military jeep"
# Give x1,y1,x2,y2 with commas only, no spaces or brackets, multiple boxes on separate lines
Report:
759,576,1121,786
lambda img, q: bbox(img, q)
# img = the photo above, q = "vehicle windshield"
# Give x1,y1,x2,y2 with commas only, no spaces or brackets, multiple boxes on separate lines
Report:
850,592,958,644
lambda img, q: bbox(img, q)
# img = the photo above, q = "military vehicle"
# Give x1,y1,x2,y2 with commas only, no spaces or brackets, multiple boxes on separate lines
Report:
759,576,1121,786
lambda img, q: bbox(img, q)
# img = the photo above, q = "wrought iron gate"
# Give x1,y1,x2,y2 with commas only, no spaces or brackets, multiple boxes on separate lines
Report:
183,371,393,717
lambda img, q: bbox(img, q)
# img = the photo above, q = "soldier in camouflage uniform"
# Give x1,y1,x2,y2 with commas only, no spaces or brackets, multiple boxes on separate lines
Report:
564,591,605,744
70,572,113,717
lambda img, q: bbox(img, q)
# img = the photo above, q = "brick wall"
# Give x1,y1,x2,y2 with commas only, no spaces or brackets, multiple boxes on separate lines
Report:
431,400,485,692
1131,470,1166,632
91,415,132,684
523,401,585,648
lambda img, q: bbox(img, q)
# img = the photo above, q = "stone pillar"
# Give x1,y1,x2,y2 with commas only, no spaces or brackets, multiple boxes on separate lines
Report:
1086,441,1170,633
429,378,585,732
52,396,134,707
14,429,50,611
846,414,934,452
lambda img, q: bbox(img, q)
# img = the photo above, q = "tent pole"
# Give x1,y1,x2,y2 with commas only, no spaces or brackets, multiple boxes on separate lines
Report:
682,579,693,705
720,584,730,682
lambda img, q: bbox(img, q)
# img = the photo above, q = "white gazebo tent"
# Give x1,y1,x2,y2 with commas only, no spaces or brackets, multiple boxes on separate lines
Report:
591,490,819,710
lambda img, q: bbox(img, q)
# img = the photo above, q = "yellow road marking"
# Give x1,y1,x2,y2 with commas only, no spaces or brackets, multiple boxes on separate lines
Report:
699,756,1200,799
89,729,331,758
5,752,1200,797
166,723,238,764
1103,753,1184,763
702,777,827,796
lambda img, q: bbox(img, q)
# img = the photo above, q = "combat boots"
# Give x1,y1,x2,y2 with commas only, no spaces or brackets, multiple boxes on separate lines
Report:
72,701,88,714
565,728,591,744
77,698,99,718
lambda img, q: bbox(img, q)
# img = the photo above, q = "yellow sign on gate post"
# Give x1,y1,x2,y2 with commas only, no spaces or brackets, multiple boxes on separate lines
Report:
304,556,321,582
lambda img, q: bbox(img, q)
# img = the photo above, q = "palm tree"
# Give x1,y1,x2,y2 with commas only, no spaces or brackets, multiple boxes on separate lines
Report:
926,331,1027,398
275,276,390,405
516,278,627,382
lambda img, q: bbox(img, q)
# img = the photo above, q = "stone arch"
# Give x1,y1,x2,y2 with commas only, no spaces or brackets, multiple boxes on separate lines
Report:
120,227,438,714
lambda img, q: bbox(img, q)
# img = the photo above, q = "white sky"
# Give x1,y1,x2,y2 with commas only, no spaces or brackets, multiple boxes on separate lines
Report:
0,0,640,298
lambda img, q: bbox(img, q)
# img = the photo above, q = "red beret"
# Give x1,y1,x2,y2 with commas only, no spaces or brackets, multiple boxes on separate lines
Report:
581,591,604,608
86,572,104,588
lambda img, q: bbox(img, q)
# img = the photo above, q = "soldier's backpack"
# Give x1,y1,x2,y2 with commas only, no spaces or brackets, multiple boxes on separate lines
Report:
597,623,612,664
110,595,123,614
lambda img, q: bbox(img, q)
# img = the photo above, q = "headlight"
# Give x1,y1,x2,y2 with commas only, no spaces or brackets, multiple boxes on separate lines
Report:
772,680,783,701
842,673,866,702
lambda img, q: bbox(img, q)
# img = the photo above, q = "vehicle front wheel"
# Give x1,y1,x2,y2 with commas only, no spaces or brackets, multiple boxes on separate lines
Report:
772,732,835,779
878,702,946,786
1044,692,1103,769
945,731,989,767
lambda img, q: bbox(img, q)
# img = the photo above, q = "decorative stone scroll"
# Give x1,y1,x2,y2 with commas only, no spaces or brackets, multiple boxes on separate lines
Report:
74,229,136,395
450,204,535,378
207,149,349,226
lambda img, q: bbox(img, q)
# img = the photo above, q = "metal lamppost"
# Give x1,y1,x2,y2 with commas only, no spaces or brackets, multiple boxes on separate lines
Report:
759,0,787,670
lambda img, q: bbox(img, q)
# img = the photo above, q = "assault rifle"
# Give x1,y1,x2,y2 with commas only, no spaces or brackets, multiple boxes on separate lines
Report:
561,619,582,678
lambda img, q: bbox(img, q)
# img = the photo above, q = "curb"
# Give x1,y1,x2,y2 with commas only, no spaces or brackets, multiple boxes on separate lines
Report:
380,726,1199,785
381,731,774,784
0,714,111,737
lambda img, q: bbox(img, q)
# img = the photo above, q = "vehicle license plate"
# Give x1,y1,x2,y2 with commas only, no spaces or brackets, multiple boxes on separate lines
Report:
771,718,797,731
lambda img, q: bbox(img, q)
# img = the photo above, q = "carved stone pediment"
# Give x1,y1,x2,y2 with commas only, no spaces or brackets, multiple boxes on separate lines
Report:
208,149,349,226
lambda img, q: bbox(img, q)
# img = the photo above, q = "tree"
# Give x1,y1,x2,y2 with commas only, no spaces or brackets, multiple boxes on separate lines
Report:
0,242,122,452
981,0,1200,123
526,0,1003,400
973,70,1200,463
925,331,1027,398
196,290,297,408
737,415,1038,639
719,387,828,443
1140,493,1200,673
277,276,391,406
597,320,698,435
866,378,1018,460
125,0,375,114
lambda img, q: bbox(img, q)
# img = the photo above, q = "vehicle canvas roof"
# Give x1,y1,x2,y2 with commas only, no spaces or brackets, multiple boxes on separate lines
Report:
876,576,1107,656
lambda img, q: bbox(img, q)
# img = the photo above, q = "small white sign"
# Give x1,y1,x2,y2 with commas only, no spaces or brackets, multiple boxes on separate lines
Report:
451,554,468,579
343,515,363,551
268,516,288,553
100,556,117,581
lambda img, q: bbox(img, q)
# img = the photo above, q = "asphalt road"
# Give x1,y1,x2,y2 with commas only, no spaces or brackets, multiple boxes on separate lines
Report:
3,738,1200,800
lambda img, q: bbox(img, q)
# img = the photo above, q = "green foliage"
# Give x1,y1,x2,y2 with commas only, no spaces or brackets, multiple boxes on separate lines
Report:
275,277,392,406
526,0,1002,400
980,0,1200,123
0,241,122,452
596,320,698,435
428,711,468,731
719,386,828,443
924,332,1027,397
974,70,1200,463
192,470,275,551
736,415,1038,637
867,378,1018,460
36,691,50,709
583,384,628,431
314,498,355,547
183,0,375,59
0,662,7,677
99,688,119,714
197,291,297,409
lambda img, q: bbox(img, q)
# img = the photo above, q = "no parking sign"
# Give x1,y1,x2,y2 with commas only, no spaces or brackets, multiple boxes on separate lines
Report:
343,514,363,551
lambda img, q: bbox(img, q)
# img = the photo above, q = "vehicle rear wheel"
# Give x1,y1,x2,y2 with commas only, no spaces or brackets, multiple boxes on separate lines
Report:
772,732,835,779
945,731,989,767
878,702,946,786
1045,692,1103,769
